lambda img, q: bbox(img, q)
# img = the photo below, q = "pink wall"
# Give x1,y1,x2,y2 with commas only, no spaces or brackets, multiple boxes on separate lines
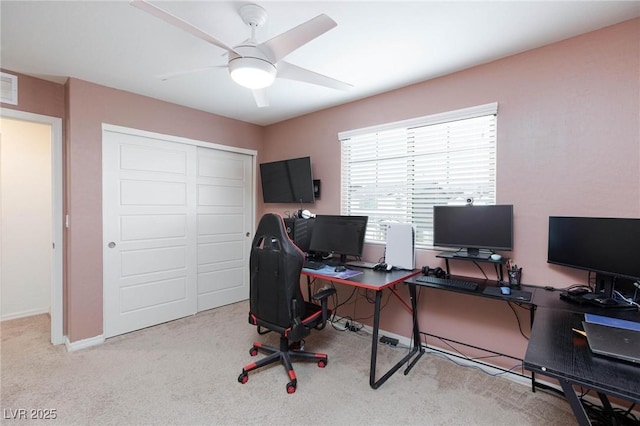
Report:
64,79,263,342
263,19,640,364
3,18,638,360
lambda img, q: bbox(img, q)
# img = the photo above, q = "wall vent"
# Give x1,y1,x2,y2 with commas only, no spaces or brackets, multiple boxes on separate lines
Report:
1,72,18,105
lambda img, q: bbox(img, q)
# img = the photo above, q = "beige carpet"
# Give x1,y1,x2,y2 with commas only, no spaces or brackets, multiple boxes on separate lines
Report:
1,301,576,425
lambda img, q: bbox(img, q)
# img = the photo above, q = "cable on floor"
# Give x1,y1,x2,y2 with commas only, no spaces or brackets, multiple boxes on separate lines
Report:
579,396,639,425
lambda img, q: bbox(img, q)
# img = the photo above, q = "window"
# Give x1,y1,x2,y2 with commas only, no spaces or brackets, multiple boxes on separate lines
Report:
339,103,497,248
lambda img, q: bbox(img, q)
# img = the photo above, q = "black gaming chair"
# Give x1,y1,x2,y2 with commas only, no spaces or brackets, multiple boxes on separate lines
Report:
238,213,335,394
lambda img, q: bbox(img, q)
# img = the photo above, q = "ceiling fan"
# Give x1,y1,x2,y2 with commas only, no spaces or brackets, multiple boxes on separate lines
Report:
130,1,352,107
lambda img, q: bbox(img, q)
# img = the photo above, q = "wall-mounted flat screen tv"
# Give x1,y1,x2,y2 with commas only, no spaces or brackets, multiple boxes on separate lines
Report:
260,156,315,203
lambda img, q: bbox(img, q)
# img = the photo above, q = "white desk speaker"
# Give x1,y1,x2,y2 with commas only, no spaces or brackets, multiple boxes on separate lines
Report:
385,223,415,270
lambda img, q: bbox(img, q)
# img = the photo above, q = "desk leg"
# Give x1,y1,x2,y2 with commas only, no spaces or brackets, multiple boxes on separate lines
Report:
530,305,536,393
369,286,423,389
403,284,424,375
305,276,312,300
369,290,383,388
559,379,591,426
597,392,617,422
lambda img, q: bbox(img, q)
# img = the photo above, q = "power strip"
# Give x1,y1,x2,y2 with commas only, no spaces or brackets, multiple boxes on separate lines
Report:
380,335,399,346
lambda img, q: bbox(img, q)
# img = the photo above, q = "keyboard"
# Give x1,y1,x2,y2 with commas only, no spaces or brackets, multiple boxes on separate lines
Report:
415,275,478,291
304,260,325,270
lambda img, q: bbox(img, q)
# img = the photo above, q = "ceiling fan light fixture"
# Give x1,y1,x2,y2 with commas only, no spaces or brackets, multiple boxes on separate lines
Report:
229,57,277,89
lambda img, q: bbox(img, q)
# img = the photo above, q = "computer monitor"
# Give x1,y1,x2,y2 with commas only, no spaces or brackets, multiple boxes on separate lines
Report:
260,156,315,204
433,205,513,259
308,215,368,264
548,216,640,304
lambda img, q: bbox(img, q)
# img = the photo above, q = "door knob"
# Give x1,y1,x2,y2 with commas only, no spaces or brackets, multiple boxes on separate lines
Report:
108,242,116,248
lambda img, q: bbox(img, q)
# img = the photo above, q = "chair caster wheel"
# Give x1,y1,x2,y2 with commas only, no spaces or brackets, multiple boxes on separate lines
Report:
286,381,296,394
238,372,248,384
249,347,258,356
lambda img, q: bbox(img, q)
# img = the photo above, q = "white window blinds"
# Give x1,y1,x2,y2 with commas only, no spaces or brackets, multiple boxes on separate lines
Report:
339,103,498,248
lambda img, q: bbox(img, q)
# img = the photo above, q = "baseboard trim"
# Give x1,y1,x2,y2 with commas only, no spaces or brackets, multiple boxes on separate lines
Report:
1,308,49,322
65,334,105,352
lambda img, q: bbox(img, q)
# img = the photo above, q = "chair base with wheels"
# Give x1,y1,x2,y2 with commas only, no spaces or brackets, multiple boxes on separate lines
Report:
238,336,328,394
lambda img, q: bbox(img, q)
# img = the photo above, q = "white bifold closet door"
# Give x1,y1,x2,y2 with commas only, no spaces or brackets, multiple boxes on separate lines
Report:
103,127,252,338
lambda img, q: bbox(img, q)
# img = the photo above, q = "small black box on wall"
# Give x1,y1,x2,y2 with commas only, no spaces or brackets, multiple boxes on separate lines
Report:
313,179,321,199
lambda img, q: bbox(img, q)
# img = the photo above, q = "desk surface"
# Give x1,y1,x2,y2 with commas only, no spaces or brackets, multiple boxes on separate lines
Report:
302,266,419,290
404,274,538,304
524,307,640,403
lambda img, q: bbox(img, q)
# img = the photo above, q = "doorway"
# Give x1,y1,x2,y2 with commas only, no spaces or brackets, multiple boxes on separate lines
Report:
0,109,63,345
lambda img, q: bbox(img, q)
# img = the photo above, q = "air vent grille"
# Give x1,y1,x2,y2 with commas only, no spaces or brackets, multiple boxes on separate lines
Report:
1,72,18,105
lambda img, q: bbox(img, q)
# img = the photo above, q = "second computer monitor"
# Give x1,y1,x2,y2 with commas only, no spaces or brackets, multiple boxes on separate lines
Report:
308,215,368,264
433,204,513,258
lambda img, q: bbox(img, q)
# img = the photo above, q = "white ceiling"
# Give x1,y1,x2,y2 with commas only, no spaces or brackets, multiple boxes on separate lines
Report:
2,1,639,126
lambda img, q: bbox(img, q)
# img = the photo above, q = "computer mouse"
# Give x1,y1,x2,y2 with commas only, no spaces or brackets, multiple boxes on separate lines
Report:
335,266,347,272
500,286,511,295
490,254,502,261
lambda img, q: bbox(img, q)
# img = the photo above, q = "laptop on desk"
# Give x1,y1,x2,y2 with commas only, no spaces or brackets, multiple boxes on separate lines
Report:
582,321,640,364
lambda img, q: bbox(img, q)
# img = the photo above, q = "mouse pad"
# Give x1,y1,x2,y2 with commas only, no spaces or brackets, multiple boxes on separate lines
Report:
482,286,532,302
303,265,362,280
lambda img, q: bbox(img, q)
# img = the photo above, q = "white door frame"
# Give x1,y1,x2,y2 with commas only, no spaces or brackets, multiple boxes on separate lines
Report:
1,108,64,345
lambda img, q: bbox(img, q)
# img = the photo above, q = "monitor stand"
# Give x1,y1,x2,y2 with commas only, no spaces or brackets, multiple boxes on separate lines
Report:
325,254,347,267
591,273,637,309
452,248,491,260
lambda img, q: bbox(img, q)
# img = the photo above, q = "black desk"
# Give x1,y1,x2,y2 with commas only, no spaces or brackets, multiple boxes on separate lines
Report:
405,274,538,327
404,274,538,386
524,307,640,425
302,265,422,389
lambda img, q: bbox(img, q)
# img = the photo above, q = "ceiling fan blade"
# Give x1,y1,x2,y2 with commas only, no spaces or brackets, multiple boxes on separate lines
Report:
156,65,226,81
252,89,269,108
278,61,352,91
259,14,337,63
130,1,240,56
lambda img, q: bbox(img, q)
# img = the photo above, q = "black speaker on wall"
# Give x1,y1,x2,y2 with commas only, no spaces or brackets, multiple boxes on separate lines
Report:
313,180,321,199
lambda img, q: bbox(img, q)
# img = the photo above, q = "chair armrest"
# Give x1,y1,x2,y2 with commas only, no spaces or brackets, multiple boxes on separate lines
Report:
311,288,336,301
289,298,306,342
311,288,336,330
